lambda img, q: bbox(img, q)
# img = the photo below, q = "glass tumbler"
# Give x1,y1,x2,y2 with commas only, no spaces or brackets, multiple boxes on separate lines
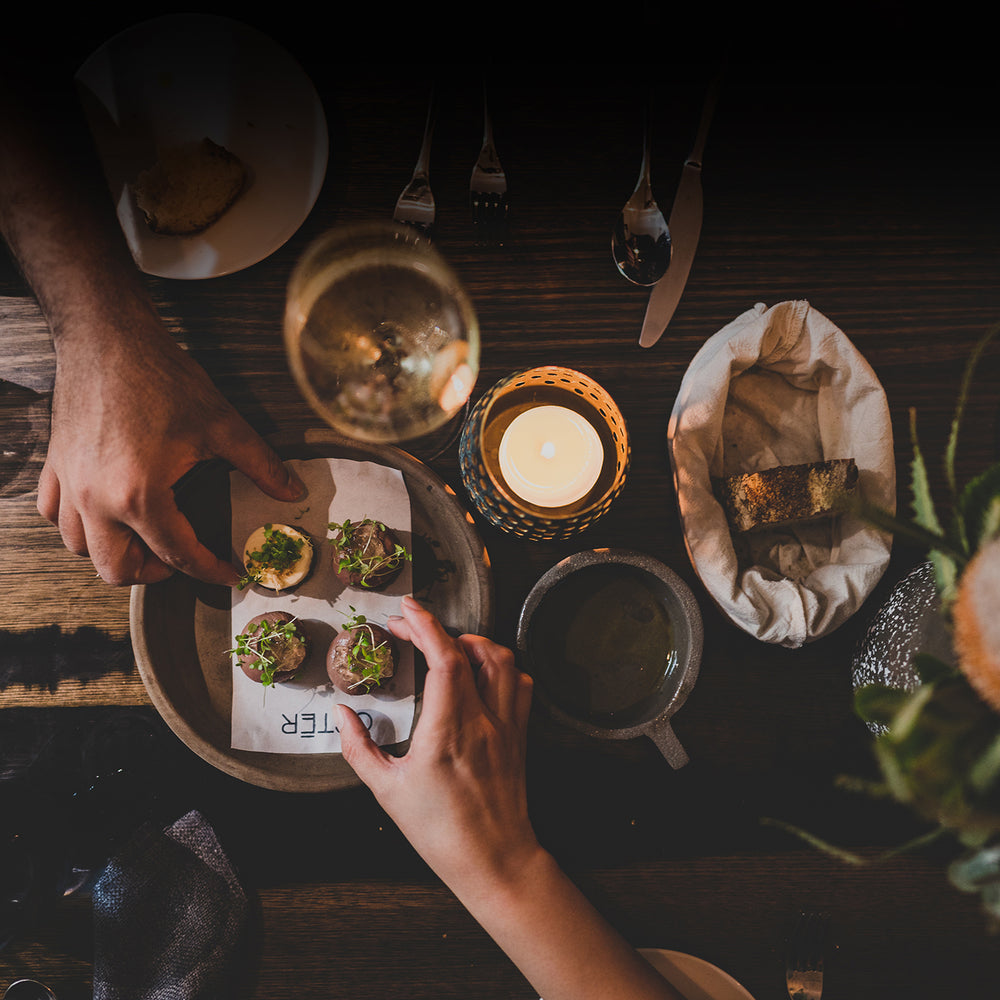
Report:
284,220,480,449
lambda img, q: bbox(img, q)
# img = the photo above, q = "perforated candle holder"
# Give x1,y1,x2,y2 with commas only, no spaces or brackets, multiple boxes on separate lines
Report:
458,367,630,542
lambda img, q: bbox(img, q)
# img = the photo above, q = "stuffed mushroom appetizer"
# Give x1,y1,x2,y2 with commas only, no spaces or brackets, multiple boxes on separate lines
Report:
326,611,396,695
240,523,314,592
328,518,410,591
230,611,309,687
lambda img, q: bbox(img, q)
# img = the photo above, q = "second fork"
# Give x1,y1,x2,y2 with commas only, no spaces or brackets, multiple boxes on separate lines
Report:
785,911,829,1000
470,85,508,246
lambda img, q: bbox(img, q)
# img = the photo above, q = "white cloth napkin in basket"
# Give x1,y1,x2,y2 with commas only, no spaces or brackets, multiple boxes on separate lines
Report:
668,300,895,648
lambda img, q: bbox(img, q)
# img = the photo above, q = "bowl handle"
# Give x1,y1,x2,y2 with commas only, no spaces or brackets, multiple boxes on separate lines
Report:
646,716,689,769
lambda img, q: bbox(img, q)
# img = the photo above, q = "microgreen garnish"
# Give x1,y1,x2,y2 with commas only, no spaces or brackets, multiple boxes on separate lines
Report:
239,523,308,590
328,518,411,588
227,615,304,688
340,607,393,689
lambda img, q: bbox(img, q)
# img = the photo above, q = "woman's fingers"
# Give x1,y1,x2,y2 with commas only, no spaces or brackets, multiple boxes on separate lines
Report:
383,599,533,757
395,596,468,672
461,633,531,723
337,703,394,793
391,597,478,723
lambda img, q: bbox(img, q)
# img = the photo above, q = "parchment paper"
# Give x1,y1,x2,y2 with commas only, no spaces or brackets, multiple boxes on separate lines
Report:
668,300,895,648
229,458,414,752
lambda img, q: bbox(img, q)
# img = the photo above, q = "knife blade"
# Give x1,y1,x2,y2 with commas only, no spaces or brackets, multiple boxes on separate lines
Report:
639,77,722,348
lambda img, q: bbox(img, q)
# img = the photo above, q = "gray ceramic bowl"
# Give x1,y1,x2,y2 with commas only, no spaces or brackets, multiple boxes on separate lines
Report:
516,548,703,768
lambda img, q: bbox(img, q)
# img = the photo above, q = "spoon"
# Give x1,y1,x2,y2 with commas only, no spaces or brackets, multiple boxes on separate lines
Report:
612,101,671,285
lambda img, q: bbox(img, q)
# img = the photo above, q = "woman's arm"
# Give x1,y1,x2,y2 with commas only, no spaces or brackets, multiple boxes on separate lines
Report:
338,596,682,1000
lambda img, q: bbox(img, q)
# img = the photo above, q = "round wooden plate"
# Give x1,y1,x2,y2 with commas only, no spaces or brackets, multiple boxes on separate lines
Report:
129,430,494,792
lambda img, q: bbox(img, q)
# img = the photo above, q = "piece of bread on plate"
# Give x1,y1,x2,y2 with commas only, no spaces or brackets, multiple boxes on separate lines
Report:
132,137,247,235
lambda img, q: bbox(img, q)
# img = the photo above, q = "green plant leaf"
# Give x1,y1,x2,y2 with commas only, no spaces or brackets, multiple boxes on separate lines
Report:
907,407,964,601
851,498,961,562
760,816,947,865
913,653,957,685
909,407,943,537
945,321,1000,506
958,461,1000,552
888,682,938,740
874,738,915,803
982,496,1000,548
970,732,1000,795
855,684,915,726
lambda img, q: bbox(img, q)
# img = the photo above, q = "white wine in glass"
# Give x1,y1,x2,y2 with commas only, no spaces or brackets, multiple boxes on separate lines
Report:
284,221,480,449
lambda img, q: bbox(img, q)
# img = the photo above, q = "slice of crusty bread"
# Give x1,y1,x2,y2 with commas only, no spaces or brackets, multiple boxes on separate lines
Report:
716,458,859,533
132,137,247,236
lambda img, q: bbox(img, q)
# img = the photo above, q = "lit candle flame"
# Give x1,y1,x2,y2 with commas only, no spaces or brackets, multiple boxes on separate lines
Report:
498,405,604,508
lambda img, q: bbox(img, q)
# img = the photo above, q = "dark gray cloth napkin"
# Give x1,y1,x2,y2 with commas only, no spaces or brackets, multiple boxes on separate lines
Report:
92,810,250,1000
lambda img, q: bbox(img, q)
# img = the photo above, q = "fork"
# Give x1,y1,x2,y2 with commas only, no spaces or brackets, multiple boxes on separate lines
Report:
393,87,436,235
785,911,829,1000
469,84,508,246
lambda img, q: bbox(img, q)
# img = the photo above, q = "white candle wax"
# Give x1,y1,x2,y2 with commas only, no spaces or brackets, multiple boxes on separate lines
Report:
498,405,605,508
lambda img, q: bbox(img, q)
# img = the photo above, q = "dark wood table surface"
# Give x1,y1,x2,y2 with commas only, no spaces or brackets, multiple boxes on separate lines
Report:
2,21,1000,999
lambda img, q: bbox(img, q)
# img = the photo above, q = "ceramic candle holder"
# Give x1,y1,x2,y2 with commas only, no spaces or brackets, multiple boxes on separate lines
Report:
458,367,630,541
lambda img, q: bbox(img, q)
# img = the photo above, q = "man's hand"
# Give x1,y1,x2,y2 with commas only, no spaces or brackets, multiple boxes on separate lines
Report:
37,315,304,586
2,72,304,587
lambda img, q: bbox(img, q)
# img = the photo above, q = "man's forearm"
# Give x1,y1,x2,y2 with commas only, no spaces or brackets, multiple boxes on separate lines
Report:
0,75,154,346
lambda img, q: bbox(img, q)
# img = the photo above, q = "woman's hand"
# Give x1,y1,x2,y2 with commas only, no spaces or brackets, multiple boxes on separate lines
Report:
337,595,539,892
338,598,681,1000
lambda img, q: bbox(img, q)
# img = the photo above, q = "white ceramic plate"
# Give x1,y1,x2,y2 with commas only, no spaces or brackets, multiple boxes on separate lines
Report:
637,949,756,1000
541,949,755,1000
75,13,328,279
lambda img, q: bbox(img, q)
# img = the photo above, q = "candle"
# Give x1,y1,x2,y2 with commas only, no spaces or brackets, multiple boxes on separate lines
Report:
498,405,604,508
459,366,630,542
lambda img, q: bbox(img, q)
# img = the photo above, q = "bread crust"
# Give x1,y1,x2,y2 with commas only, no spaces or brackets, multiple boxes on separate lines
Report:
716,458,859,533
133,137,247,235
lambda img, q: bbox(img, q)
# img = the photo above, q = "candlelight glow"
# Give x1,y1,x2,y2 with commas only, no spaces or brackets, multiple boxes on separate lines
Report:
439,362,476,413
498,405,604,508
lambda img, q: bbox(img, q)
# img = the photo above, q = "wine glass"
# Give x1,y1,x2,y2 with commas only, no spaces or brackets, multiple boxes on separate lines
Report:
284,221,480,455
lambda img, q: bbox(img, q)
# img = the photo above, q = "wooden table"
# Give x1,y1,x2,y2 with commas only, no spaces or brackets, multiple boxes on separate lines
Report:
3,23,1000,999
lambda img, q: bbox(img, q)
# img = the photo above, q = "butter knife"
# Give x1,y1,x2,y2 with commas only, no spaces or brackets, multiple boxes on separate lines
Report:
639,77,722,348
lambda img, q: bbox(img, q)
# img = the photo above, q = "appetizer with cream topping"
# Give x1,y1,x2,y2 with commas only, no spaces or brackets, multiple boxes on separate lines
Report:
240,523,314,592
